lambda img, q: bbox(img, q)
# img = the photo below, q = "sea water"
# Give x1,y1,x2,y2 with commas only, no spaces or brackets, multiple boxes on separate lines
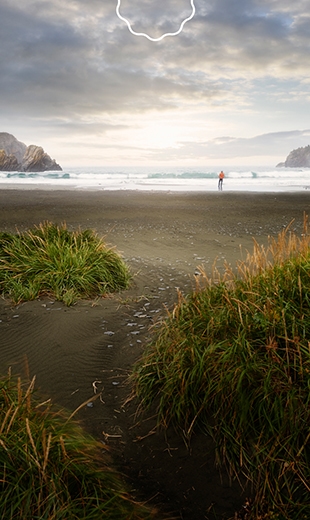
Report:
0,166,309,192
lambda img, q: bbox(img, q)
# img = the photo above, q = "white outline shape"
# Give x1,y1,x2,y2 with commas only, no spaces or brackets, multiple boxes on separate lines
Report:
116,0,196,41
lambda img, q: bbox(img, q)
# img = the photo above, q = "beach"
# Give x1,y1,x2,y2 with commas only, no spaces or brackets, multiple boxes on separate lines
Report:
0,188,309,519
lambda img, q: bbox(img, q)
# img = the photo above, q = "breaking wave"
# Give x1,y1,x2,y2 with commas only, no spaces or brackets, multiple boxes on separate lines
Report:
0,166,309,192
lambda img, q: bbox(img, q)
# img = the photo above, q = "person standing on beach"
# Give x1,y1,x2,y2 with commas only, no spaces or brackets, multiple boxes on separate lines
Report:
218,170,225,191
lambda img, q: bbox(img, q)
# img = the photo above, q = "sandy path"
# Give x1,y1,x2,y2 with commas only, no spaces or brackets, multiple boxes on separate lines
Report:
0,189,309,519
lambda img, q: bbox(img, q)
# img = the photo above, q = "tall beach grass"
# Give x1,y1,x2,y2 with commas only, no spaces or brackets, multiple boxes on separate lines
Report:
0,373,155,519
132,218,310,519
0,222,131,305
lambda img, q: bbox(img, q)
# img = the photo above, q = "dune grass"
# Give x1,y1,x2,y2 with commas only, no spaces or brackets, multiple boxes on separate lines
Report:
0,373,155,520
0,222,131,305
132,218,310,519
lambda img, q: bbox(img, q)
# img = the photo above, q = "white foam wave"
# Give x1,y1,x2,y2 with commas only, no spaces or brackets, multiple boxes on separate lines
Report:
0,166,309,192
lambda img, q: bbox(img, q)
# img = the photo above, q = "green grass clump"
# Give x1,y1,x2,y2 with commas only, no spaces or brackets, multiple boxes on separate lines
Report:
0,222,131,305
132,220,310,519
0,374,155,519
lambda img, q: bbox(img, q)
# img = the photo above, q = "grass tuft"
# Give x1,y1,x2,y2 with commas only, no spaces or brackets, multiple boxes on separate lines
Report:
132,217,310,519
0,222,131,305
0,374,155,519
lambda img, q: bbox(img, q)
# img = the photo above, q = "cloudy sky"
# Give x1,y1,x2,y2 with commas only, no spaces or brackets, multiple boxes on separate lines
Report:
1,0,310,167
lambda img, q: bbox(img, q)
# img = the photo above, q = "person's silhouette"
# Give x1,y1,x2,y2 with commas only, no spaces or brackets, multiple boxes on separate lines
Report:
218,170,225,191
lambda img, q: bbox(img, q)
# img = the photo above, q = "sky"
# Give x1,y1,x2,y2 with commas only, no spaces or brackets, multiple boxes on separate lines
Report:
1,0,310,167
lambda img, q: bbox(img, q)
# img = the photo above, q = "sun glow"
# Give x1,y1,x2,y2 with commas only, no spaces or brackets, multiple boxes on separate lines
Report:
135,122,183,148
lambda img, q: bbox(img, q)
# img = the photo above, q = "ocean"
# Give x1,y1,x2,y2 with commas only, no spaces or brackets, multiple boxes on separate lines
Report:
0,166,310,192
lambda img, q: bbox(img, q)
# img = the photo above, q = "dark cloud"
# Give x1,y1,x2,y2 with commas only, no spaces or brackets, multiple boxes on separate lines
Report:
0,0,228,120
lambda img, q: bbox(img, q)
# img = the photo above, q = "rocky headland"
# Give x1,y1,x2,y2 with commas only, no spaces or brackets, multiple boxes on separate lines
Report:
0,132,62,172
277,144,310,168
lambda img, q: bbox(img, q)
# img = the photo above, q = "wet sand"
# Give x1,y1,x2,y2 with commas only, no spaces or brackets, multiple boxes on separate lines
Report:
0,189,309,519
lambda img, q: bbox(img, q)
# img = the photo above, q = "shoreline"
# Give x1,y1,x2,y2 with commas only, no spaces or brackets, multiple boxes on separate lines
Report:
0,189,309,519
0,181,309,193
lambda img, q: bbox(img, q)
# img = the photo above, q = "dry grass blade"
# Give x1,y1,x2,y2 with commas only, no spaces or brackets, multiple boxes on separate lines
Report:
132,216,310,520
0,374,156,519
25,417,41,469
66,393,102,422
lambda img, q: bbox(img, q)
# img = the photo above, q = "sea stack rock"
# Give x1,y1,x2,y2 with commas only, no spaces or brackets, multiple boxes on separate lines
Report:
277,145,310,168
22,145,62,172
0,132,62,172
0,132,27,164
0,150,20,171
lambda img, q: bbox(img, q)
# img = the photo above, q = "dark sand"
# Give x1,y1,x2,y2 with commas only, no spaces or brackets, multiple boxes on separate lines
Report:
0,189,309,519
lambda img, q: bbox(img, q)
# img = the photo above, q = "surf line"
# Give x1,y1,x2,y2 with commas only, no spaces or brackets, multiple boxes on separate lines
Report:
116,0,196,42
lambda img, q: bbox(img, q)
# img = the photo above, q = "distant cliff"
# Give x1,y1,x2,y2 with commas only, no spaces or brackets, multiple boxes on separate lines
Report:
0,133,62,172
277,145,310,168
